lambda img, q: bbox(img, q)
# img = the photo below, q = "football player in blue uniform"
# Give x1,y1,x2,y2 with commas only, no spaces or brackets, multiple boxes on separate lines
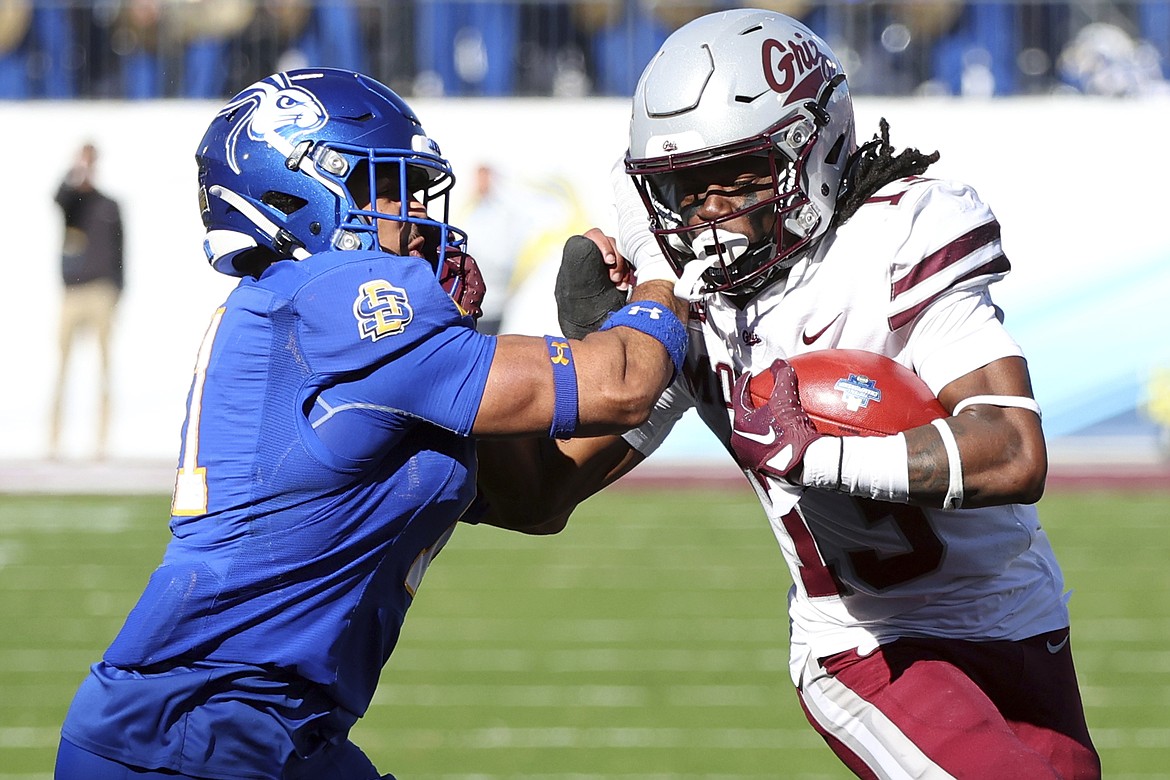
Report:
54,68,687,780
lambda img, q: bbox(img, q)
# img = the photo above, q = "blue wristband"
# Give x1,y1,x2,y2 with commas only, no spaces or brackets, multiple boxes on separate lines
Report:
545,335,579,439
597,302,688,377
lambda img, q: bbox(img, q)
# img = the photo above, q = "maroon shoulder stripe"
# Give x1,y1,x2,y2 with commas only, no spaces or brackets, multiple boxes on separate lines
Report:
889,253,1010,330
891,221,1002,299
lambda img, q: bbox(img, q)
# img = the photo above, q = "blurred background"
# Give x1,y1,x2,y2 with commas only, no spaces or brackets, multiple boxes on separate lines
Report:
0,4,1168,779
2,0,1169,100
0,0,1167,473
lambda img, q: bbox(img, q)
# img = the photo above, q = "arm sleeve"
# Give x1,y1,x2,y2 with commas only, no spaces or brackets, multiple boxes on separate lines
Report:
621,378,695,456
610,156,668,273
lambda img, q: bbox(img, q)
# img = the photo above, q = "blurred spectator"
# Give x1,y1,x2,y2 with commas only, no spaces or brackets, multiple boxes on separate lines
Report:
51,143,124,461
1138,1,1169,79
0,0,32,96
0,0,73,97
223,0,365,90
112,0,161,97
414,1,518,96
573,1,714,96
930,2,1020,96
456,164,525,334
269,0,364,74
1058,22,1169,95
515,1,591,96
224,0,311,88
875,1,965,94
113,0,255,98
180,0,258,97
355,1,415,94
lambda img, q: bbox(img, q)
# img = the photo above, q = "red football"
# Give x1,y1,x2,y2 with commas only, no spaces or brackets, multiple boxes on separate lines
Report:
749,350,947,437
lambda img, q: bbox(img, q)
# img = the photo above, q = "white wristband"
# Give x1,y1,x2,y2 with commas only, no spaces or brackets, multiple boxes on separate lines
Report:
931,418,964,510
801,434,911,503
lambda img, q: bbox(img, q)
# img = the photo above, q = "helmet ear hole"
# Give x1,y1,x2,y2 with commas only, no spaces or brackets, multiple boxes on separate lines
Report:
261,191,308,216
825,134,847,166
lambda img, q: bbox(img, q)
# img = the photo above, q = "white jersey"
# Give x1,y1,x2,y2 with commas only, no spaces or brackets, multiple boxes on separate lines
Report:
619,174,1071,686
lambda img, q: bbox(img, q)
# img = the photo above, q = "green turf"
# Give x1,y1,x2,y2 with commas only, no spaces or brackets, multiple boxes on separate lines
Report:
1,487,1168,778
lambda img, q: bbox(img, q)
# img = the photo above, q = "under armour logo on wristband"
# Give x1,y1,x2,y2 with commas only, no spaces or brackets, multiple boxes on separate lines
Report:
548,340,571,366
627,305,662,319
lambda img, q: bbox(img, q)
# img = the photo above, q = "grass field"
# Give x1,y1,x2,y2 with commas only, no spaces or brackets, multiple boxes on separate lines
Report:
2,486,1169,778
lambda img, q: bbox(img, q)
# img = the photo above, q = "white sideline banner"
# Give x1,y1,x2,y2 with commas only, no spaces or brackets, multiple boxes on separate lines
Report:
0,97,1166,462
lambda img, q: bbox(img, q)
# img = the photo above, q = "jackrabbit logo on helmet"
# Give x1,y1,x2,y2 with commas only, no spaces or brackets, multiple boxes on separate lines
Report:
218,74,330,174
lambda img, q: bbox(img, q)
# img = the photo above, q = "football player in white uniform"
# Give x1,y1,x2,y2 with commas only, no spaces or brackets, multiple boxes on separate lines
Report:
476,8,1100,780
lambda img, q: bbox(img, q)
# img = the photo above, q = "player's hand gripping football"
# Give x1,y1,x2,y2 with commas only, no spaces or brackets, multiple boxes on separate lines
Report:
439,247,486,321
730,359,823,482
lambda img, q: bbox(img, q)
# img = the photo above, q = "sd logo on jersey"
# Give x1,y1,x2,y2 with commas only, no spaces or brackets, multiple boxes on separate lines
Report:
354,280,413,341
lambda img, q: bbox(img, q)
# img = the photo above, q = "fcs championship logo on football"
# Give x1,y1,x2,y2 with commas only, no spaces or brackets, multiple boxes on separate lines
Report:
217,74,329,174
835,374,882,412
354,280,414,342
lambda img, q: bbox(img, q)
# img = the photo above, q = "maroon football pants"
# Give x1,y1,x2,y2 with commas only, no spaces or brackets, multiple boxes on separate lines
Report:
797,630,1100,779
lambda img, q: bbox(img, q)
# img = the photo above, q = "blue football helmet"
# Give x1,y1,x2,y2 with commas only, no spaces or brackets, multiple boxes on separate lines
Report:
196,68,464,277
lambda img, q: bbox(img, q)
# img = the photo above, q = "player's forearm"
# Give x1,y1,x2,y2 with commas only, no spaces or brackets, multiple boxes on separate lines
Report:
474,438,571,532
906,407,1046,508
599,279,688,401
571,281,687,436
800,411,1048,509
802,410,1045,511
799,355,1047,510
474,435,637,533
627,279,687,319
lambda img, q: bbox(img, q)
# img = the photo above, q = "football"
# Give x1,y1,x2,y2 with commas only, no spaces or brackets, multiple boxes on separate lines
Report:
748,349,947,437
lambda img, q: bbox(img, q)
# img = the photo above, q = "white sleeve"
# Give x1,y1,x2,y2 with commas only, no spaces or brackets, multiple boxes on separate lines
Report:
621,378,694,456
907,287,1025,395
609,157,677,283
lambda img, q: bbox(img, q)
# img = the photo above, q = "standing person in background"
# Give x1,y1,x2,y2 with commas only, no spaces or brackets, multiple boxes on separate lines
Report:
488,9,1100,779
55,68,686,780
457,164,524,334
51,142,124,460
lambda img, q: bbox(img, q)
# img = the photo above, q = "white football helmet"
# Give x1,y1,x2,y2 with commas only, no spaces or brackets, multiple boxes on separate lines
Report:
626,9,856,295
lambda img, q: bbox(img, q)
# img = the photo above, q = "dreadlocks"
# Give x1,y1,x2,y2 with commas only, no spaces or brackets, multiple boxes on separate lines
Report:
833,118,940,227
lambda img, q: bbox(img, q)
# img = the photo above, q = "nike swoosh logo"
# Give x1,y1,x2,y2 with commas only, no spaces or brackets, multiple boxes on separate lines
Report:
738,428,777,446
1046,633,1070,654
802,313,842,346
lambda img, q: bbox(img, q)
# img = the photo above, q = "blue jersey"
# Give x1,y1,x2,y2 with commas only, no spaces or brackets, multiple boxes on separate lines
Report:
61,250,496,779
